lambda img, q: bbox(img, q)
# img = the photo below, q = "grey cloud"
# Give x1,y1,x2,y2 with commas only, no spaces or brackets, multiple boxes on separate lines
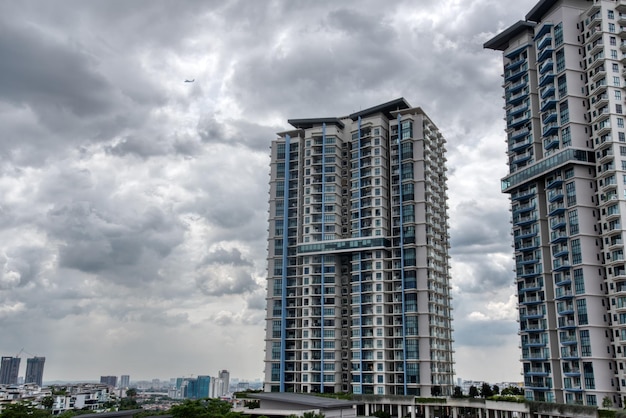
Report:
46,202,185,285
196,269,259,296
453,319,518,348
450,200,512,255
202,247,253,267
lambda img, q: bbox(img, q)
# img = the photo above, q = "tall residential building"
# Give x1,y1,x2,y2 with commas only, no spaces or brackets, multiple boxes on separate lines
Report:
24,357,45,386
263,98,453,396
100,375,117,387
484,0,626,408
120,374,130,388
217,370,230,396
0,357,20,385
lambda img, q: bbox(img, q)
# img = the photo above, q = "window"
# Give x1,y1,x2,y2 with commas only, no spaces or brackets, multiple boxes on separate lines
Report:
614,63,620,72
555,23,563,46
580,331,591,357
566,182,576,206
612,36,618,46
615,76,622,87
620,132,626,142
577,299,588,325
556,49,566,72
560,100,569,124
571,238,582,264
569,210,579,235
618,104,623,114
561,126,571,147
617,90,622,100
612,49,619,60
620,118,625,128
610,23,616,33
574,268,585,294
609,10,615,19
558,75,567,97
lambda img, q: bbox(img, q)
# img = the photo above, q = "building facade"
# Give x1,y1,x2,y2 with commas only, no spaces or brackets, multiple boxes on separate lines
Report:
0,357,20,385
120,375,130,389
24,357,45,386
484,0,626,408
263,98,454,396
100,376,118,388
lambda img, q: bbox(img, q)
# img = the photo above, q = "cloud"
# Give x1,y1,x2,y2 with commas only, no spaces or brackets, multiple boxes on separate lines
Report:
0,0,541,383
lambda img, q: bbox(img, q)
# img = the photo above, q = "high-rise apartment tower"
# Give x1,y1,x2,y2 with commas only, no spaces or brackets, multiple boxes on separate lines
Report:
263,98,454,396
485,0,626,407
24,356,45,386
0,356,20,385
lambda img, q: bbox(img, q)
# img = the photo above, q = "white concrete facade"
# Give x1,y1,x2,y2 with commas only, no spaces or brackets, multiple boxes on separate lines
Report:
485,0,626,408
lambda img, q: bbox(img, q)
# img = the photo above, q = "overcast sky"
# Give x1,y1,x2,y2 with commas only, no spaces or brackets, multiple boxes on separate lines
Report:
0,0,539,384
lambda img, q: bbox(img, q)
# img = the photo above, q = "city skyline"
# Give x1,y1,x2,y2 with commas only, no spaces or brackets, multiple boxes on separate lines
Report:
0,0,539,383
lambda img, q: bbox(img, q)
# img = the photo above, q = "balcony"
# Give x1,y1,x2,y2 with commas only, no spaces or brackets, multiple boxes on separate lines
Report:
519,279,543,292
547,188,564,202
548,202,566,217
511,187,537,201
539,59,553,74
511,151,532,165
508,79,528,94
505,64,528,82
508,112,531,129
507,88,529,106
542,122,559,137
591,93,609,109
543,135,559,150
514,214,537,227
540,97,557,112
509,101,530,117
550,229,568,243
538,46,554,63
549,216,566,230
511,136,533,153
539,71,555,86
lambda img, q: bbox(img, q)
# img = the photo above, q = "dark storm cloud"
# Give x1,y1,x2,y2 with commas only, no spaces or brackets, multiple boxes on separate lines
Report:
46,202,185,285
0,19,113,118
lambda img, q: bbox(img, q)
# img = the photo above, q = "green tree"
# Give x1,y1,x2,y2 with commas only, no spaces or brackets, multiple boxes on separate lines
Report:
41,396,54,410
170,398,234,418
126,388,138,398
468,385,479,398
0,402,50,418
480,382,493,398
602,396,612,408
492,385,500,395
452,386,463,398
302,412,325,418
430,386,442,397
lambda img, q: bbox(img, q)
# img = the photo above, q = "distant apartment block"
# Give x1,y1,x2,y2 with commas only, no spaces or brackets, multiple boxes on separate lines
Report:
120,375,130,388
100,376,117,388
0,357,20,385
24,357,45,386
218,370,230,396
